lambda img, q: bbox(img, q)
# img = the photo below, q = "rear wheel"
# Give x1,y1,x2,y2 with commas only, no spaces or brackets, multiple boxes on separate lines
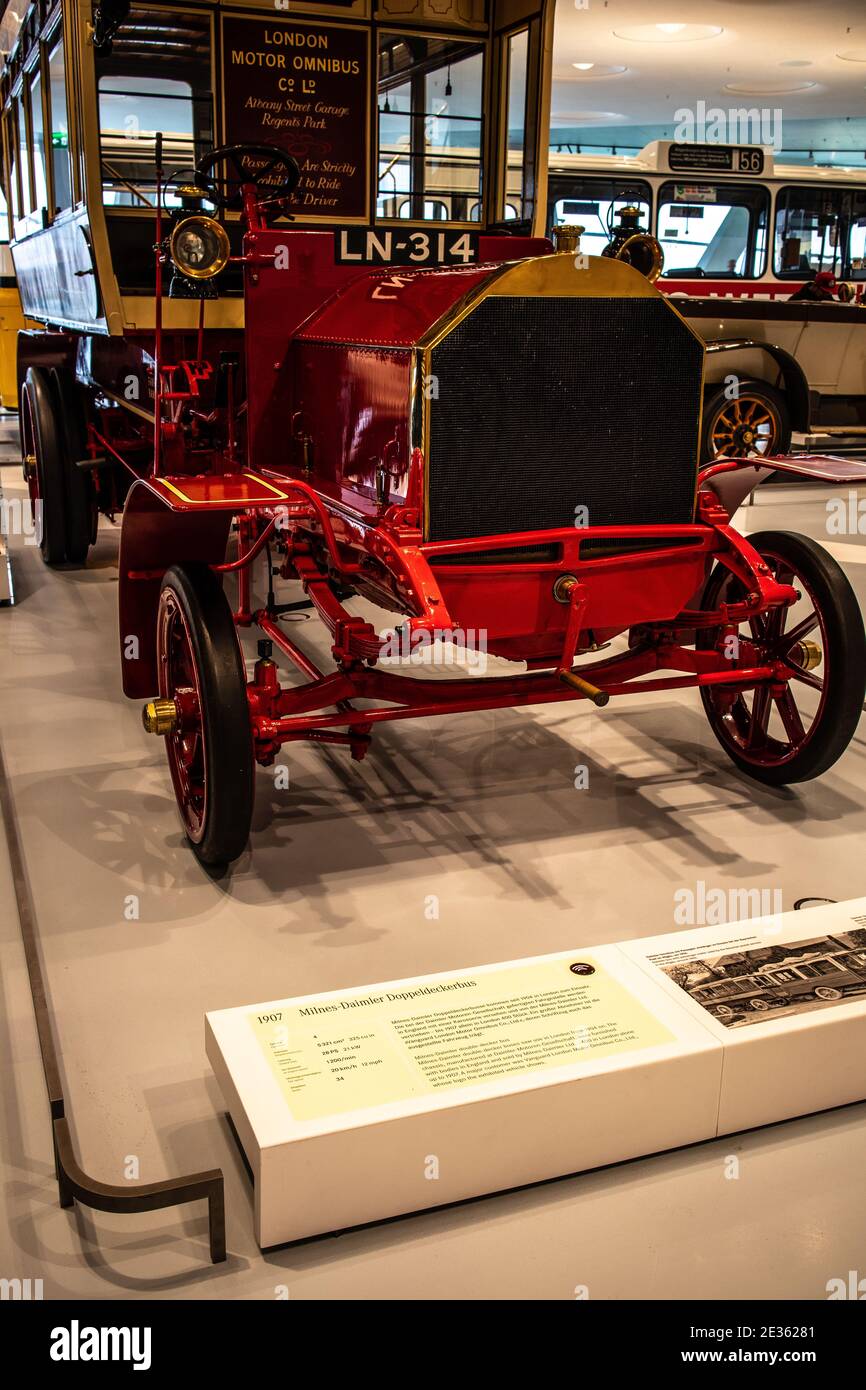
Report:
701,380,790,461
21,366,67,565
50,367,93,563
153,563,254,867
698,531,866,784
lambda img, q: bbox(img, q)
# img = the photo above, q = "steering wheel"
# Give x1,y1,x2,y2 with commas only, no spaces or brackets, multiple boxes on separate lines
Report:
195,144,300,216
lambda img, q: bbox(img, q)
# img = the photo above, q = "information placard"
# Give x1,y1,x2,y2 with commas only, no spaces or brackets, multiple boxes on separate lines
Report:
248,955,674,1122
221,13,370,219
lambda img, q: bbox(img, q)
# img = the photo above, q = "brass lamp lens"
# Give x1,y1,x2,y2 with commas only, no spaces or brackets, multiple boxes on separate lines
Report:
170,216,230,280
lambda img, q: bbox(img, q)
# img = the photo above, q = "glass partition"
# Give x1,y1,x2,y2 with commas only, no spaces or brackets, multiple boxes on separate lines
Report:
5,102,20,224
18,88,32,215
96,4,213,208
49,38,72,213
503,29,527,220
378,33,484,223
29,67,47,212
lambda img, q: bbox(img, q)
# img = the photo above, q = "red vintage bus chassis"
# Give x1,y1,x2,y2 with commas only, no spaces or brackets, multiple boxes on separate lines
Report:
74,169,862,864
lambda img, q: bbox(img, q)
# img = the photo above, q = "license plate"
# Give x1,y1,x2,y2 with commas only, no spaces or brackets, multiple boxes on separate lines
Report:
334,228,479,266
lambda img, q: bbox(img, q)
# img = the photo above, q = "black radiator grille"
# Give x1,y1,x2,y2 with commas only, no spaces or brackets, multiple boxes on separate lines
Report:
427,296,704,542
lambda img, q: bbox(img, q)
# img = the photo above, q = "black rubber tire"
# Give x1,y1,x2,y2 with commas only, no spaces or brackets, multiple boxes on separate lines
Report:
701,379,791,463
699,530,866,784
50,366,93,564
22,366,67,565
159,563,254,866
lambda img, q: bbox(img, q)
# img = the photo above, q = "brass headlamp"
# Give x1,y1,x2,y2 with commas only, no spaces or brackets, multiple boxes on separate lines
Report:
169,215,230,281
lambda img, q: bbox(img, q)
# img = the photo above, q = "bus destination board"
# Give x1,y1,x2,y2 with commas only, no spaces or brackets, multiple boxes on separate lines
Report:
668,143,765,176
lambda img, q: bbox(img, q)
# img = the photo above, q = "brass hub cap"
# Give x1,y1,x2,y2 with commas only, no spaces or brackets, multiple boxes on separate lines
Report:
788,638,823,673
142,697,178,736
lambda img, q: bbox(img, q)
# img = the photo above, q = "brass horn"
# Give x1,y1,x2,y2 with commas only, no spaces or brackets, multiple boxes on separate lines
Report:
602,206,665,283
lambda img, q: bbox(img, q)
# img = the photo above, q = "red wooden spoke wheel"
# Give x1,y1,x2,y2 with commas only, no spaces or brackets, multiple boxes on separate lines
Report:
701,381,791,461
155,563,254,866
699,530,866,784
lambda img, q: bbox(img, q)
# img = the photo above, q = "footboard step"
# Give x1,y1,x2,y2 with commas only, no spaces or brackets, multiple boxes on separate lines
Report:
206,898,866,1247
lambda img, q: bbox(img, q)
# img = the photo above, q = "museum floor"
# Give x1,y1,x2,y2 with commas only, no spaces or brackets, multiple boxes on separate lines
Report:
1,454,865,1301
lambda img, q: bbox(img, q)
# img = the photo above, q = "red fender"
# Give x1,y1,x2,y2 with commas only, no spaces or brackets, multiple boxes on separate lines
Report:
700,453,866,520
118,481,234,697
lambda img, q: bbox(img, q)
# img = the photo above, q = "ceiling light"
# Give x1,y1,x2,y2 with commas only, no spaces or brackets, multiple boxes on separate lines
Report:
723,80,817,95
550,110,626,124
837,49,866,63
613,24,723,44
569,63,627,77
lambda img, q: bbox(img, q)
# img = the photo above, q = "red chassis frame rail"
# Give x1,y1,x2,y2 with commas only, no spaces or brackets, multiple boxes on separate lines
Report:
120,450,866,766
196,475,800,765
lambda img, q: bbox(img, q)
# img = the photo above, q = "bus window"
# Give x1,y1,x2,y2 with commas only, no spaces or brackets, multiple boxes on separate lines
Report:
753,206,768,277
96,6,213,208
378,70,411,217
399,198,447,220
851,218,866,279
18,88,32,216
551,178,651,257
427,49,482,217
658,182,769,277
811,958,842,975
472,200,516,221
4,103,19,223
49,37,72,213
774,187,845,278
378,34,483,223
504,29,528,221
29,67,48,213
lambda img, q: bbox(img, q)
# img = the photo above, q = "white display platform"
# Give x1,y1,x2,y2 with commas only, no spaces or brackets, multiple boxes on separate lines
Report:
0,532,11,606
0,487,13,606
206,899,866,1247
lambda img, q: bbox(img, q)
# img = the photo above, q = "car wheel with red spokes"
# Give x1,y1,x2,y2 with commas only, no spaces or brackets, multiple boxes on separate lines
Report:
698,530,866,784
149,562,254,867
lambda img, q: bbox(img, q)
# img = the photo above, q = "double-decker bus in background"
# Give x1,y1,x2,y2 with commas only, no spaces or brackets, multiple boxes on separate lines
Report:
547,141,866,461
